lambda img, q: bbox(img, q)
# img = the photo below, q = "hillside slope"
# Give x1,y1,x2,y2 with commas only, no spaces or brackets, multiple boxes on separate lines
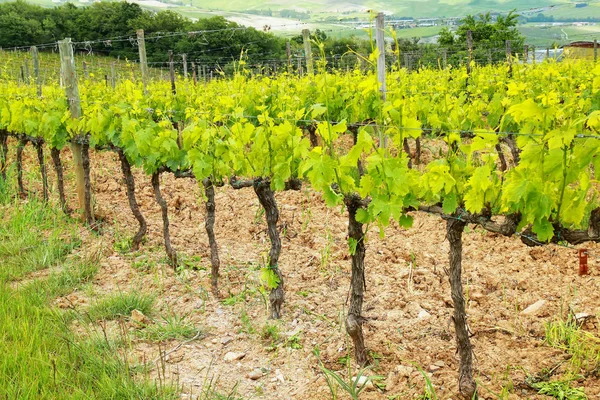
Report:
188,0,565,18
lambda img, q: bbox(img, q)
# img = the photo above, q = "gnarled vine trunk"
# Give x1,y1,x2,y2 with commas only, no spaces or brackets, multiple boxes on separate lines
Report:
253,179,284,319
307,124,318,148
50,148,69,214
117,149,147,251
16,137,27,198
403,138,413,169
446,217,477,400
344,194,368,366
81,141,94,226
495,144,508,172
35,143,48,202
203,178,221,295
505,136,520,165
152,172,178,268
0,131,7,181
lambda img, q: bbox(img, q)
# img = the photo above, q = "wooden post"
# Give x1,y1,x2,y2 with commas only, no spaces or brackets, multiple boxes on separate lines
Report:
595,39,598,62
376,13,386,101
23,60,30,84
136,29,149,93
286,41,292,73
82,61,88,79
20,66,25,83
168,50,176,95
443,48,447,69
58,38,87,222
375,12,387,148
182,54,188,79
30,46,41,96
524,45,529,64
531,46,536,64
298,57,303,76
110,62,116,89
506,40,512,76
302,29,314,75
466,30,473,76
202,65,207,82
546,47,550,59
192,61,197,85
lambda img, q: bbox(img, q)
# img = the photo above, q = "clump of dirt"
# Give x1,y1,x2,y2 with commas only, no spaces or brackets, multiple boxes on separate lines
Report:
12,142,600,399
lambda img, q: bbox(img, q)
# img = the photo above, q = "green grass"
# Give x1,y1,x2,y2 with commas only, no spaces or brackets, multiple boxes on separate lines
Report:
544,315,600,375
0,179,177,399
0,197,81,282
530,379,587,400
138,313,200,341
88,291,155,321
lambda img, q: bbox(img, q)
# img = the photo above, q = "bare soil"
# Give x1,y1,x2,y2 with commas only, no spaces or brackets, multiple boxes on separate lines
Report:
13,142,600,399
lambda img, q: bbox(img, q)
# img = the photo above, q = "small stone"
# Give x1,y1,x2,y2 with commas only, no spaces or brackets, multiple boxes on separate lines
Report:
194,300,204,309
275,369,285,383
248,368,263,380
352,375,372,388
221,337,233,346
470,291,484,301
417,309,431,320
429,364,441,373
433,360,445,368
395,365,414,378
130,309,148,324
521,300,547,316
575,312,591,321
224,352,246,362
211,338,218,344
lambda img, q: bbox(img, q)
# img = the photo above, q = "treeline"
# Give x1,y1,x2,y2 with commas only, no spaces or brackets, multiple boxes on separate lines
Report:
0,0,284,65
0,1,525,71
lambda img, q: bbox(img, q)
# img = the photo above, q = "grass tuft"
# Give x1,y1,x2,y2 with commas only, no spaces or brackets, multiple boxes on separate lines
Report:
88,291,155,321
138,313,200,341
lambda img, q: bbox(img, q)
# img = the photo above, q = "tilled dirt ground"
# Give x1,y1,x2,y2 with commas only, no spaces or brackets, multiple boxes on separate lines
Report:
11,143,600,399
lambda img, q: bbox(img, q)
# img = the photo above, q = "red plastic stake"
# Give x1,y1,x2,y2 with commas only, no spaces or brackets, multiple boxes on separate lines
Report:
579,249,588,276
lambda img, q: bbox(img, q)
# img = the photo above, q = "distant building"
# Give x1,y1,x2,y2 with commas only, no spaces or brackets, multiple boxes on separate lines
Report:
563,41,598,59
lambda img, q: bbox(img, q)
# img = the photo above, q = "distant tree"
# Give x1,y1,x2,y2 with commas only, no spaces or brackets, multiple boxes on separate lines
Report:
438,11,524,65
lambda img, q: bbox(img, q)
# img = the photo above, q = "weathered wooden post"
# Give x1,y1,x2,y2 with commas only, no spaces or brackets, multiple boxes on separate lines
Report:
375,12,387,148
30,46,41,96
286,41,292,73
58,38,92,224
169,50,176,94
302,29,314,75
182,53,188,79
137,29,149,93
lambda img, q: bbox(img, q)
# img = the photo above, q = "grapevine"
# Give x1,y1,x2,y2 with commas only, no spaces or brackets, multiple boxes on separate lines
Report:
1,54,599,398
